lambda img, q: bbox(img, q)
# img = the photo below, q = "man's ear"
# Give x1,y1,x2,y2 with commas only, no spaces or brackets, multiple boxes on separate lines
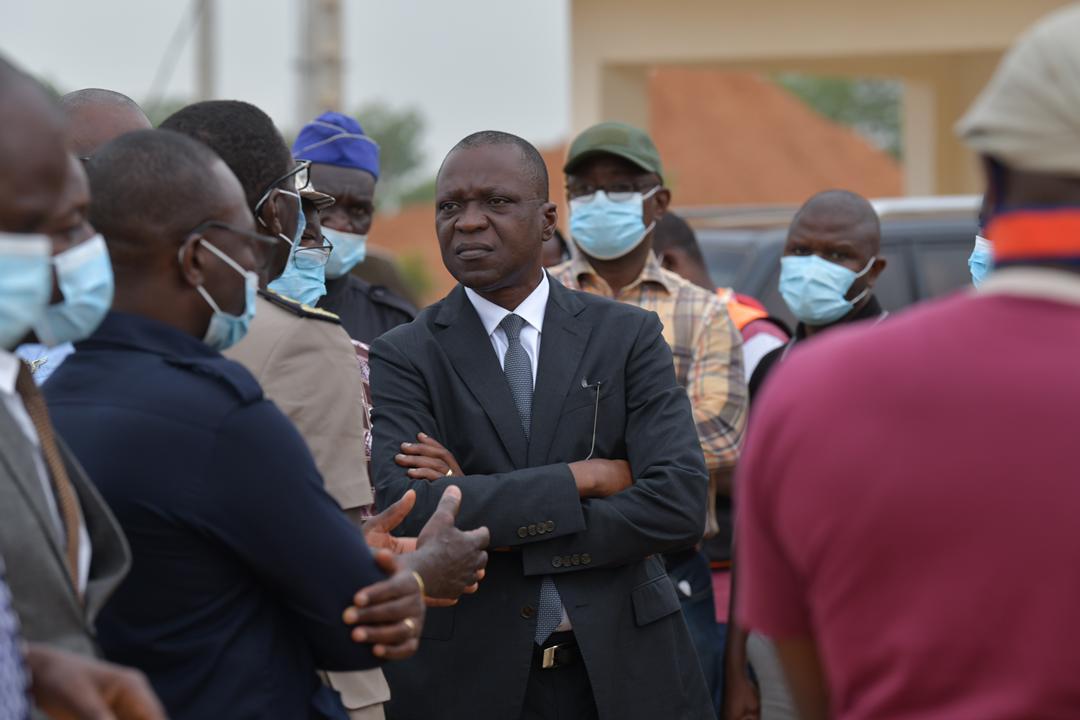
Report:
866,257,888,287
657,247,679,271
260,192,286,237
540,201,558,242
652,187,672,221
178,235,205,288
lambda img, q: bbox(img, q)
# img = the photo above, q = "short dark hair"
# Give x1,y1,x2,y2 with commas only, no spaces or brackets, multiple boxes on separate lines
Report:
160,100,293,212
442,130,549,200
87,128,226,264
790,189,881,255
652,212,705,265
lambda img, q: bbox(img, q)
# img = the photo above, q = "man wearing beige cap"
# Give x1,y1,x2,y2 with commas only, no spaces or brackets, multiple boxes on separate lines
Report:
735,5,1080,719
552,122,747,713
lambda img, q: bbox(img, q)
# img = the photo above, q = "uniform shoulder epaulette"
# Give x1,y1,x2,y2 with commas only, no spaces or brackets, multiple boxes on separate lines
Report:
259,288,342,324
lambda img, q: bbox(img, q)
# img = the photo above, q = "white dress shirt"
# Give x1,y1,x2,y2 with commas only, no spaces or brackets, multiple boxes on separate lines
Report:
0,349,91,594
463,271,548,384
464,272,571,631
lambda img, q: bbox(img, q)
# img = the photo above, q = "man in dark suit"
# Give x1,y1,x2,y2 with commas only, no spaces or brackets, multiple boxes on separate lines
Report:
370,131,713,719
0,57,131,664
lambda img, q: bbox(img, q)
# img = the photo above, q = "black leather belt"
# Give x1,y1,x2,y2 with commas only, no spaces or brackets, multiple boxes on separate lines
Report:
533,631,579,670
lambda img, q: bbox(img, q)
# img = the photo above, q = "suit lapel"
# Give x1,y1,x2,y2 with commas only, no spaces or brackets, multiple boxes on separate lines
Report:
434,287,529,468
528,279,591,466
59,438,129,621
0,402,74,594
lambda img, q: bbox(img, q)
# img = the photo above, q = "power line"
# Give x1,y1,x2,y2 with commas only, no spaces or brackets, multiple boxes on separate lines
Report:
143,0,204,118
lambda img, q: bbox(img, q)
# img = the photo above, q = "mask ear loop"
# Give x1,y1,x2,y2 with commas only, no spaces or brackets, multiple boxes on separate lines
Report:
847,256,878,306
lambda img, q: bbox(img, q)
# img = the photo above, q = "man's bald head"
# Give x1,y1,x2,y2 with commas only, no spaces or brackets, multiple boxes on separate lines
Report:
787,189,881,261
61,88,151,159
0,57,67,233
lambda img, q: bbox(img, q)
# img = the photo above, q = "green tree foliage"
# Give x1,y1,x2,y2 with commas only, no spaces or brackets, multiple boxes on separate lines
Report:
353,100,430,208
145,98,189,128
775,74,903,159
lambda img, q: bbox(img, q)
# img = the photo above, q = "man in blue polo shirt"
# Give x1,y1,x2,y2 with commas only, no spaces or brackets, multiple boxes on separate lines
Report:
45,128,427,720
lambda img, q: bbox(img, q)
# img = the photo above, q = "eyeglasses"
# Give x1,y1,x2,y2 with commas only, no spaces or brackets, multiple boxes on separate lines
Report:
189,220,277,246
253,160,312,217
290,234,334,270
567,184,659,204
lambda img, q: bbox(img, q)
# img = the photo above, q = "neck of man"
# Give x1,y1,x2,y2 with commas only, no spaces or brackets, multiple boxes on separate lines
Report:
803,294,877,338
112,271,206,339
474,268,543,311
585,238,654,296
688,264,716,293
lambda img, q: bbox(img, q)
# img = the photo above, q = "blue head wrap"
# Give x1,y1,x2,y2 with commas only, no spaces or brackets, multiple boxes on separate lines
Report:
293,111,380,180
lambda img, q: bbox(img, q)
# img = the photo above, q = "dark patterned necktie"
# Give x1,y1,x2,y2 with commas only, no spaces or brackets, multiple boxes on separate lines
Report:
0,564,29,719
497,314,562,644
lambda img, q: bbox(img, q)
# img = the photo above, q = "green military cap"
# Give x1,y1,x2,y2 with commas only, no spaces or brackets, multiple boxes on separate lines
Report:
563,121,663,178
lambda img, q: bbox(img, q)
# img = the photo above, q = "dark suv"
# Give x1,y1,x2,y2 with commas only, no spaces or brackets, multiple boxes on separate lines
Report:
687,197,980,329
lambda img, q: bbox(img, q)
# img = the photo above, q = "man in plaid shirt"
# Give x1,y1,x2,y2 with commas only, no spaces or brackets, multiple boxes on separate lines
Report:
551,121,747,713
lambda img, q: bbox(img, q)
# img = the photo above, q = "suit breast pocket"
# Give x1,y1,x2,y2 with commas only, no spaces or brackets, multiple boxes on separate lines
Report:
560,377,621,416
555,379,625,461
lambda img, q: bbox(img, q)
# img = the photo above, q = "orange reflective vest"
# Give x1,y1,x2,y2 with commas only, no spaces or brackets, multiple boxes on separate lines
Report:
717,288,769,331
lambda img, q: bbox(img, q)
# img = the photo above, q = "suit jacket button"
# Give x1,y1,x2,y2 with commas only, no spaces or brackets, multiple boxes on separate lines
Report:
581,553,592,565
521,605,536,619
562,555,572,567
545,520,555,532
518,526,528,538
571,554,581,566
536,524,546,535
552,557,562,568
528,524,537,536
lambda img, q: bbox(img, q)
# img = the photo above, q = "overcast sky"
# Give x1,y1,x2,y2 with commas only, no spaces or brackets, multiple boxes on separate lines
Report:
2,0,570,172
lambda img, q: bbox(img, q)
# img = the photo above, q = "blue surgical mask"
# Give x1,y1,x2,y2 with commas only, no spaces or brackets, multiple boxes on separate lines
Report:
322,226,367,279
969,235,993,288
33,234,114,347
569,187,659,261
186,239,258,351
0,233,53,350
267,194,328,306
780,254,876,326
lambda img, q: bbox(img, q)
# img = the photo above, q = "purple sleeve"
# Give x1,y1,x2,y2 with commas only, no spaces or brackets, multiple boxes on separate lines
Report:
735,377,812,638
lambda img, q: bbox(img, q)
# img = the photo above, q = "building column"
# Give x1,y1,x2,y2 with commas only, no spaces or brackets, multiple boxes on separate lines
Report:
902,52,998,196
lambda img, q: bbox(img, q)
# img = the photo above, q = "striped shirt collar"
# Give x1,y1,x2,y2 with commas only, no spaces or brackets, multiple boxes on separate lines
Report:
567,249,675,296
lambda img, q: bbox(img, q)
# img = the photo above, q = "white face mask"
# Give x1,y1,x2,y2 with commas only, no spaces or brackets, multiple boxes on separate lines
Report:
322,226,368,279
180,240,259,351
569,187,659,261
33,234,114,347
0,233,53,349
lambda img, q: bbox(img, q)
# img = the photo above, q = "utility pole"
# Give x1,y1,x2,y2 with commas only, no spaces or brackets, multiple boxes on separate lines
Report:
194,0,216,101
297,0,344,126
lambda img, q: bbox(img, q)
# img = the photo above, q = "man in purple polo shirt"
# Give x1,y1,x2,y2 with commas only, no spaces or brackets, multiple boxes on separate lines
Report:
736,5,1080,719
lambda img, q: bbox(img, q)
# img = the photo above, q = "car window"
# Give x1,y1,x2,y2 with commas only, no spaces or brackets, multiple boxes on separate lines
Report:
873,244,914,312
702,242,753,290
912,240,974,299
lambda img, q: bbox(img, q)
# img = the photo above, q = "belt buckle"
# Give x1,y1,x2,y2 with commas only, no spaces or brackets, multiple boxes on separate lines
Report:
541,642,564,670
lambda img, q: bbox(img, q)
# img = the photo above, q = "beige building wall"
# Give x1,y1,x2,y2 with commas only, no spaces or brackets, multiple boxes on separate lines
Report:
570,0,1073,195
